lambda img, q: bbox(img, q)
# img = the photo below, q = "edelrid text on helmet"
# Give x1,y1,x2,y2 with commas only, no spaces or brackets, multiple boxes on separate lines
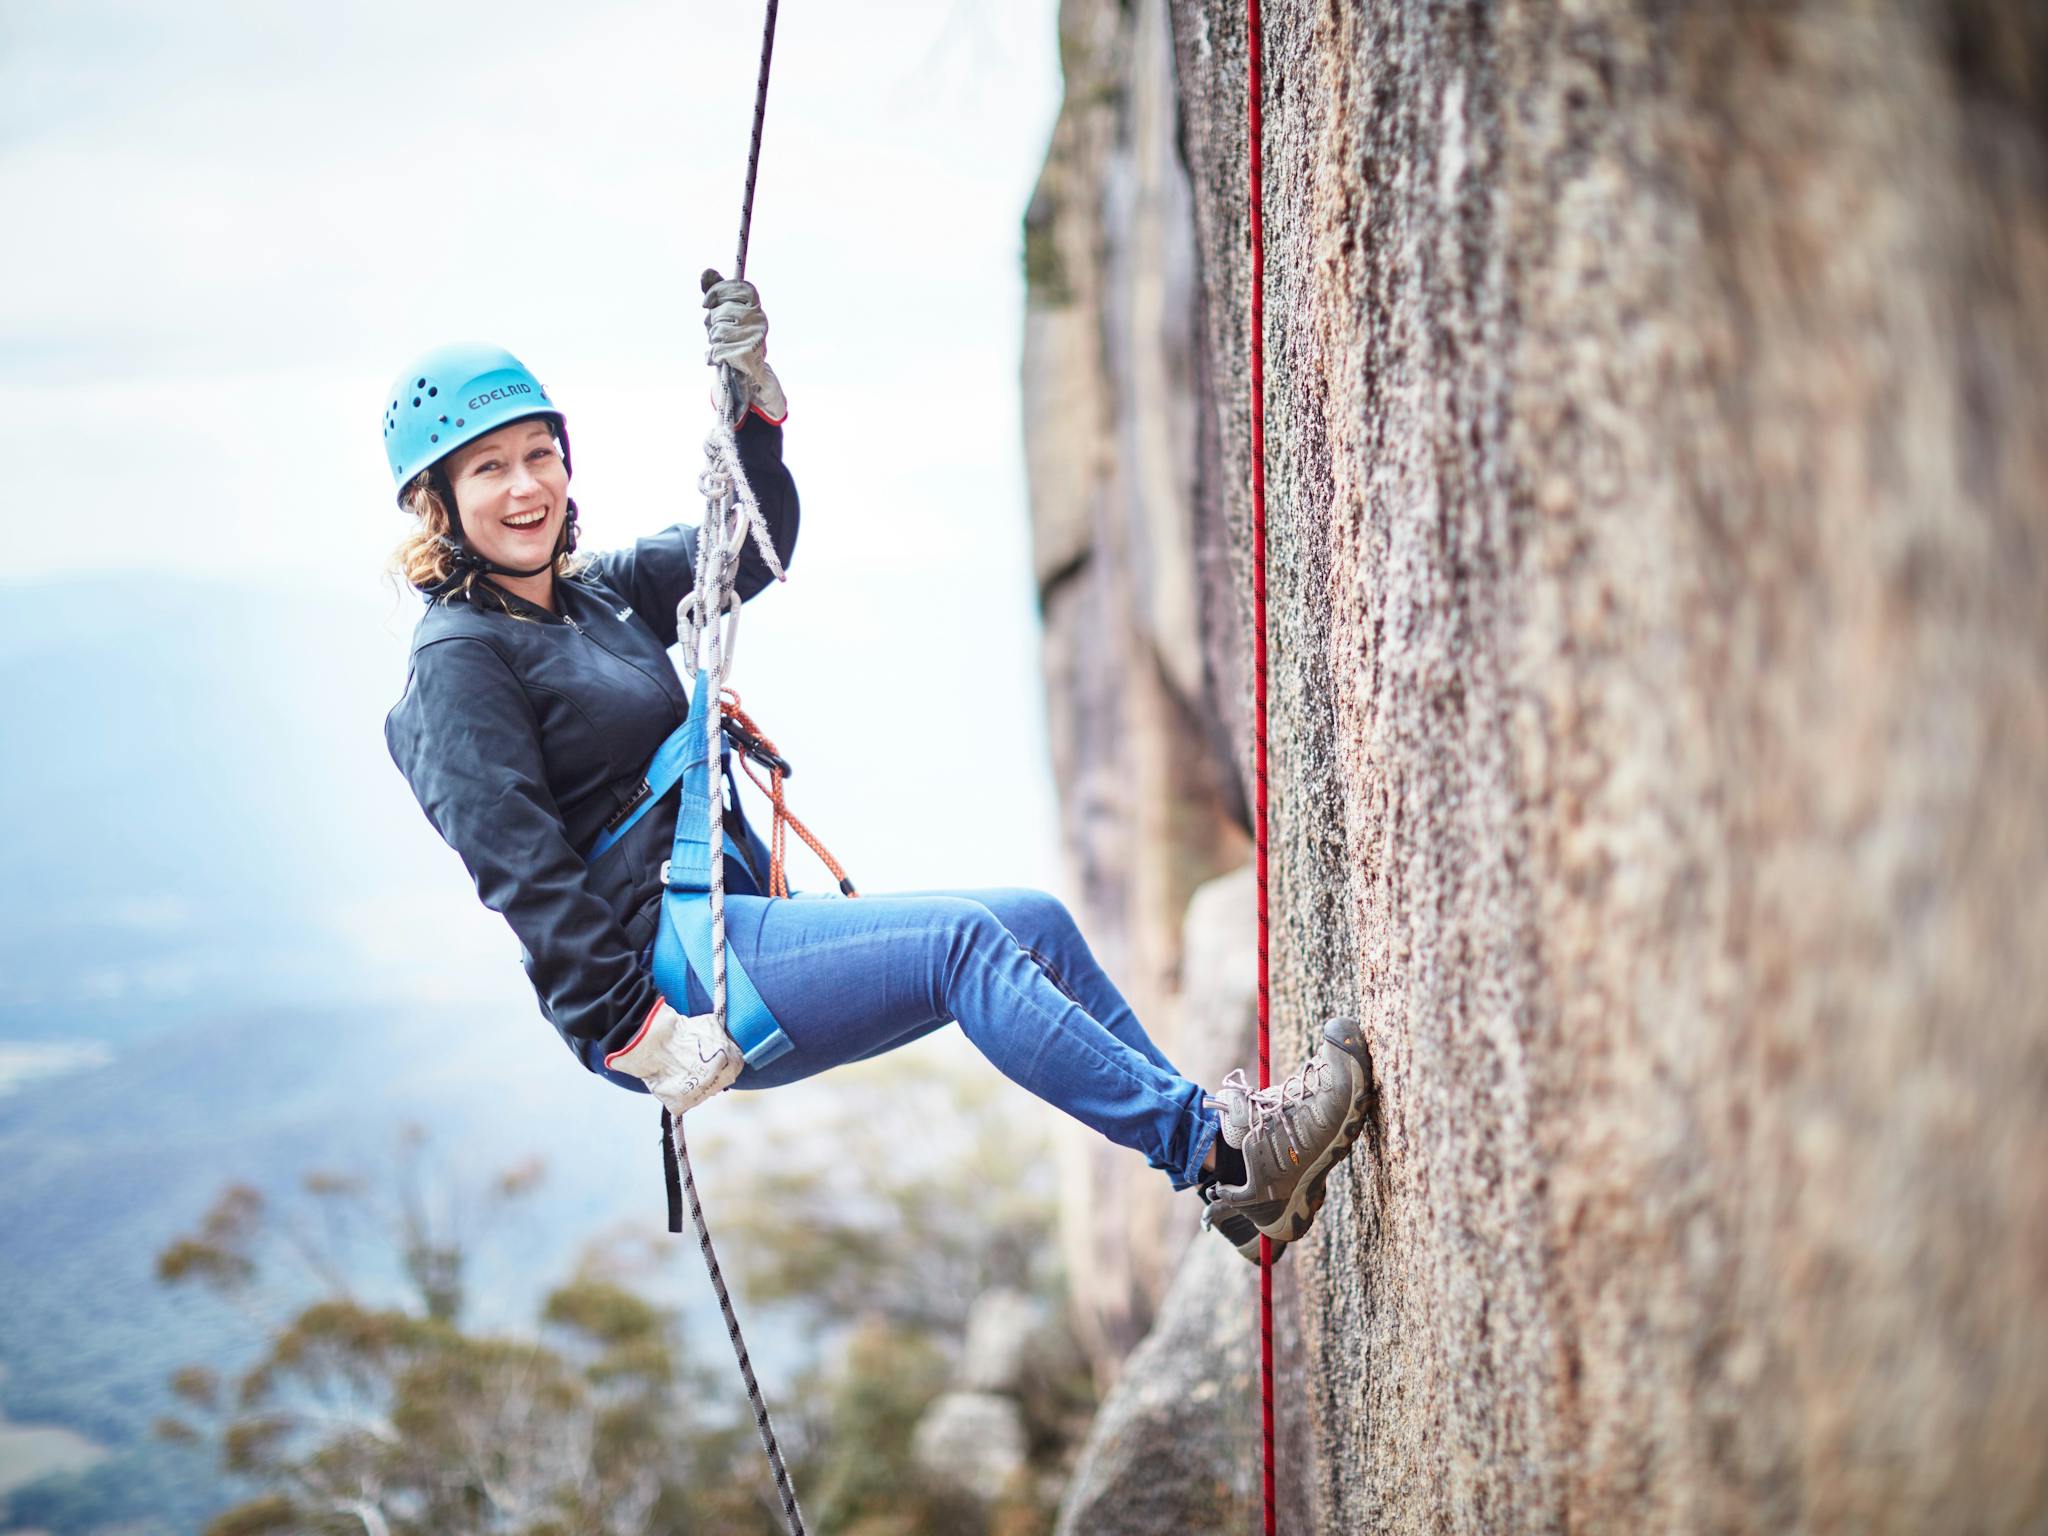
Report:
468,382,535,412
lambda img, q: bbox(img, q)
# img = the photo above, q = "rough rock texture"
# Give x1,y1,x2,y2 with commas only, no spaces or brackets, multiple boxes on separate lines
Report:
1023,0,1254,1373
1172,865,1260,1101
1049,866,1321,1532
1031,0,2048,1530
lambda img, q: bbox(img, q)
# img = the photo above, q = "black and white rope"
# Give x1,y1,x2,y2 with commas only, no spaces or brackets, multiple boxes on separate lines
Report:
671,1112,806,1534
659,4,804,1527
734,0,779,281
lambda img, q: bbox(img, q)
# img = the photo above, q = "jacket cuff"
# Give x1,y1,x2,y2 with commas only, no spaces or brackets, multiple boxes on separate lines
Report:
745,402,787,428
603,996,668,1069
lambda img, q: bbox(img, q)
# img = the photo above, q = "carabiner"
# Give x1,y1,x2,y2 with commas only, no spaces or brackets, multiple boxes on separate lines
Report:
723,714,794,779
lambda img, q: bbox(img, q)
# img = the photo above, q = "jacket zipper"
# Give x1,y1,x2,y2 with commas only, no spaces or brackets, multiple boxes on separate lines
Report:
561,599,686,712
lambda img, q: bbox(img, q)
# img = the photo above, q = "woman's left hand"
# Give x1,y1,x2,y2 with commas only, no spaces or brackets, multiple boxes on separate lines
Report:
703,273,789,424
608,999,744,1117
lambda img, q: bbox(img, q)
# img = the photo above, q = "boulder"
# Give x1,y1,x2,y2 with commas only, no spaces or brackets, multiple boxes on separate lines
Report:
910,1390,1030,1507
1024,0,1254,1376
960,1287,1043,1396
1053,1234,1262,1535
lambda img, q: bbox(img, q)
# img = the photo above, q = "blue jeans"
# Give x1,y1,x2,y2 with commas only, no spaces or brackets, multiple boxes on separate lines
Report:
647,885,1221,1191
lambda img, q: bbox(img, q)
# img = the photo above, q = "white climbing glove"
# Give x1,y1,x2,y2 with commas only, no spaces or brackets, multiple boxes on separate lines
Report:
701,272,789,425
605,999,744,1118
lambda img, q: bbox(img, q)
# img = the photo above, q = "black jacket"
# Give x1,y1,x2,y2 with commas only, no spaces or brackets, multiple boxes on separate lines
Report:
385,414,799,1086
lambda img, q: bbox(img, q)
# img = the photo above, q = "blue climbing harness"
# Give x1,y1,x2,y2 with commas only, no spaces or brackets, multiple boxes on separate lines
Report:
584,667,794,1070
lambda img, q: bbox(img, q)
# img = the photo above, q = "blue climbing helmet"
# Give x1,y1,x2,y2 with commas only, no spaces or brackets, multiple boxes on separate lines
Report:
380,342,572,506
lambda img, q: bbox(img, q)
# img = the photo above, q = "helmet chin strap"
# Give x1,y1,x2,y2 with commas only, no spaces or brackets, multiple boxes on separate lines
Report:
430,492,581,589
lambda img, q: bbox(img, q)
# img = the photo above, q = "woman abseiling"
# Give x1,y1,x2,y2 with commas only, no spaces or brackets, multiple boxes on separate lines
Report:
379,277,1371,1261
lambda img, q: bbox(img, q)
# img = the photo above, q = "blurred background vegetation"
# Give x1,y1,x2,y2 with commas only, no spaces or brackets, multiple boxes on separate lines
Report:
4,1055,1093,1535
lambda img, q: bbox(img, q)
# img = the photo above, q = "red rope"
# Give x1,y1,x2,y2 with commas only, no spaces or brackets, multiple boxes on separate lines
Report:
1247,2,1275,1532
720,690,859,900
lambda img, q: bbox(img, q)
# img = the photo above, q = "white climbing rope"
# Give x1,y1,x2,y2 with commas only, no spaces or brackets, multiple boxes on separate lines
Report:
653,1,800,1525
682,366,789,1096
672,364,805,1536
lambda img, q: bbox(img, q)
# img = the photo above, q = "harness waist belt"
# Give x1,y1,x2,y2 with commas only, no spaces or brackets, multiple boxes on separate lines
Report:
584,670,793,1070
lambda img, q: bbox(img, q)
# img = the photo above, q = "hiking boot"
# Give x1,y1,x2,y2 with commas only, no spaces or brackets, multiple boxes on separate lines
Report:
1201,1017,1373,1245
1198,1176,1288,1266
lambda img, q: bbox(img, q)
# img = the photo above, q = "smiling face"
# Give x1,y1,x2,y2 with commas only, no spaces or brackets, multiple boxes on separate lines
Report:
441,416,570,573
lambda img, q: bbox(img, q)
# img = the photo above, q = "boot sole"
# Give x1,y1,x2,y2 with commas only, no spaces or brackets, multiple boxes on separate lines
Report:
1201,1191,1290,1266
1255,1055,1372,1244
1223,1224,1289,1266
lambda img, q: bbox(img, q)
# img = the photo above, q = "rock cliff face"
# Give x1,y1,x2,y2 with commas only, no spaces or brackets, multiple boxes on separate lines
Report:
1028,0,2048,1529
1023,0,1252,1370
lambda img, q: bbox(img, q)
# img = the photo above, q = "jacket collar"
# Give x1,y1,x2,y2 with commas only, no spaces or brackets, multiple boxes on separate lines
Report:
422,574,570,625
477,575,567,624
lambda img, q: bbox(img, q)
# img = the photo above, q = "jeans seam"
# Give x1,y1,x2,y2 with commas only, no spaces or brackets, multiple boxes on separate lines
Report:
982,959,1195,1148
936,922,1202,1182
1023,945,1081,1006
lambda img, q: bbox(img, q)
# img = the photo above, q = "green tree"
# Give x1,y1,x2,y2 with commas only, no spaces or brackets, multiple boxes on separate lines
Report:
156,1062,1091,1536
154,1132,777,1536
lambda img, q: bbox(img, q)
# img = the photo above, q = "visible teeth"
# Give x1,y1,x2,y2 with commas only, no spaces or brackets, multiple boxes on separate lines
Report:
507,510,546,528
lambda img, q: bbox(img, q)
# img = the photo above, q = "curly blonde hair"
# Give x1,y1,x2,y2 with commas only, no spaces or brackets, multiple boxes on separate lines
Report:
386,470,586,614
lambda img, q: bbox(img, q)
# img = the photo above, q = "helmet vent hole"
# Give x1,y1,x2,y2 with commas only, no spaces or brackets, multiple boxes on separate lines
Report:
412,396,421,407
430,434,440,443
456,418,465,428
427,386,438,397
416,378,426,389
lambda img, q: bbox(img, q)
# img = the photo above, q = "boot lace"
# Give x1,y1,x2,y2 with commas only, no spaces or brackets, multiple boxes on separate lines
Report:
1205,1058,1334,1162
